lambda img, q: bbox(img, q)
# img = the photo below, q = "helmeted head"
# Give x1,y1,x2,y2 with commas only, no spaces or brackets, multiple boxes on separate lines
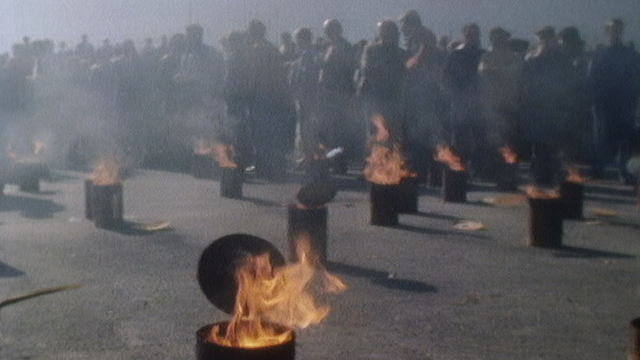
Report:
399,10,422,38
462,23,481,46
377,20,400,46
248,19,267,41
605,18,624,44
293,27,313,48
489,27,511,50
186,23,204,48
323,19,343,39
535,25,556,46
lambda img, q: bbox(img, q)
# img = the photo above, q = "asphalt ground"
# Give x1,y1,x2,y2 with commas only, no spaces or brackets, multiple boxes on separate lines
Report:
0,166,639,360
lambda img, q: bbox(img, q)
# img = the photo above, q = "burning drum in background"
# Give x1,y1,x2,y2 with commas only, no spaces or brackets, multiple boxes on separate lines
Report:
86,157,123,229
434,145,467,203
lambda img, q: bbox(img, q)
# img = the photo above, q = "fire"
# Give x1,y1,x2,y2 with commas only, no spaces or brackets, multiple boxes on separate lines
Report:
524,185,559,199
214,143,238,169
363,115,411,185
209,236,346,348
434,145,465,171
312,143,328,160
565,164,585,184
89,157,120,186
498,146,517,164
32,141,45,155
194,138,215,155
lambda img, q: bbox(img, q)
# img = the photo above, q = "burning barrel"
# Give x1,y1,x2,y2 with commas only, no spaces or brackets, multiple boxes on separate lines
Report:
92,183,123,229
443,169,468,203
560,180,584,220
370,184,399,227
84,179,94,220
196,323,295,360
397,176,418,213
628,317,640,360
560,166,585,220
215,143,243,199
527,187,563,248
13,162,47,193
192,139,216,179
496,146,519,192
434,146,467,203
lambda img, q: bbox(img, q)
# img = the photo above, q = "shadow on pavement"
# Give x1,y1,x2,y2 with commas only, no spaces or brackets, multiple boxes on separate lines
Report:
553,246,635,259
585,184,635,197
396,224,491,240
408,211,463,222
98,221,174,237
0,194,66,219
584,194,636,205
326,261,438,293
0,261,25,278
239,196,284,208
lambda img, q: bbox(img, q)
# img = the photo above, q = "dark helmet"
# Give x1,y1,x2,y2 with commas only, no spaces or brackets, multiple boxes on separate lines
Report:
248,19,267,39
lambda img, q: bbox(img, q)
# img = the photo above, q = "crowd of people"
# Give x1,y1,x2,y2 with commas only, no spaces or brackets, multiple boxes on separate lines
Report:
1,11,639,185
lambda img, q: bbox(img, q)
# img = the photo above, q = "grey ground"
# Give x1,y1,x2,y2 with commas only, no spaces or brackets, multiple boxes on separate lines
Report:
1,166,639,360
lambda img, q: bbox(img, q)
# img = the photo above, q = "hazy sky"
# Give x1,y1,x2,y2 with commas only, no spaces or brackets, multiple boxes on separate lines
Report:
0,0,639,53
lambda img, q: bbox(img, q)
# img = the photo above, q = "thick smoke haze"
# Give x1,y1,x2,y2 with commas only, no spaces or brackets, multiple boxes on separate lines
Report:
1,0,639,52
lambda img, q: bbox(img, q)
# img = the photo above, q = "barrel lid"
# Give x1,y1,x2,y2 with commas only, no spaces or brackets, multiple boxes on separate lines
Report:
296,180,338,208
197,234,286,314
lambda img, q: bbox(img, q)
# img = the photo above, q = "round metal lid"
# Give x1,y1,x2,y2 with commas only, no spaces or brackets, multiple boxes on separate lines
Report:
296,180,338,208
197,234,286,314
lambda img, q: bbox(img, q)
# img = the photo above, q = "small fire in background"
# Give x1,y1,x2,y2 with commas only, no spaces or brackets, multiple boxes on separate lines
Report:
214,143,238,169
194,138,216,155
434,145,465,171
498,146,517,164
89,156,120,186
32,140,46,156
564,164,585,184
364,114,412,185
312,143,328,161
209,236,346,348
524,185,559,199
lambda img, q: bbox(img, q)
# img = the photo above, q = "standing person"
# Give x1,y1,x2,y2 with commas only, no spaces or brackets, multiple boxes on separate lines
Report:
588,19,640,183
289,27,320,165
317,19,357,174
443,23,486,176
478,27,523,173
246,20,296,180
558,26,590,163
357,20,407,141
221,31,252,169
521,26,573,184
279,32,297,62
399,10,447,181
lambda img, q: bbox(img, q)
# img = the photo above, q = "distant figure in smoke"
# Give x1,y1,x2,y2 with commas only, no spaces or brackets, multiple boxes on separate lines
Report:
317,19,357,174
557,26,590,163
478,27,523,171
173,24,225,119
399,10,447,181
246,19,295,180
0,43,36,110
279,31,297,62
443,23,486,177
75,34,95,61
588,18,640,183
521,26,573,185
358,20,407,140
158,33,185,115
289,27,320,165
221,31,252,169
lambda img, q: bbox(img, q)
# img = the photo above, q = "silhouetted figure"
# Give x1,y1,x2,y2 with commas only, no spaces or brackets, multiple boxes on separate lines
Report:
75,34,95,61
522,26,573,184
558,26,590,162
400,10,447,181
588,19,640,183
444,23,486,176
279,32,297,62
317,19,357,174
289,27,320,164
479,27,523,159
246,20,295,180
358,20,407,139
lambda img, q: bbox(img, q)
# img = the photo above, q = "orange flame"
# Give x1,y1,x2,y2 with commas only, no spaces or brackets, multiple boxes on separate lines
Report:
194,138,215,155
524,185,559,199
565,164,585,184
214,143,238,169
89,157,120,186
434,145,465,171
498,146,517,164
364,115,412,185
209,235,346,348
312,143,328,160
